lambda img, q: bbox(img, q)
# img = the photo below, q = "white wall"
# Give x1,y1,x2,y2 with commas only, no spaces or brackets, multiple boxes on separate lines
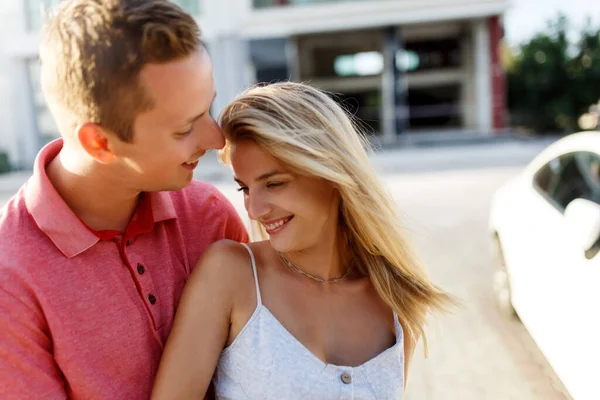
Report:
473,18,493,133
200,0,254,116
0,1,40,169
238,0,508,38
0,49,16,166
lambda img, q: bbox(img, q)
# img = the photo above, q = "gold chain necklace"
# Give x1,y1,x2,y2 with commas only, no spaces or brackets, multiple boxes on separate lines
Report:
277,252,353,283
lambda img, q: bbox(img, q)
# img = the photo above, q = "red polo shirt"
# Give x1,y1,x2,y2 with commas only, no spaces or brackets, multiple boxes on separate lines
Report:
0,140,248,399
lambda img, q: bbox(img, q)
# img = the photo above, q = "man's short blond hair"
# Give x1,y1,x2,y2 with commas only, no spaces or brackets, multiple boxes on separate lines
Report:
40,0,202,142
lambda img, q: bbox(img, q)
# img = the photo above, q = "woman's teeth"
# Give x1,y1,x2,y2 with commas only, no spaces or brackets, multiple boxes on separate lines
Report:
265,218,290,231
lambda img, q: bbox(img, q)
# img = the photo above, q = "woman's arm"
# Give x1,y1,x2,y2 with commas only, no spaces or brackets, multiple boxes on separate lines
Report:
152,240,245,400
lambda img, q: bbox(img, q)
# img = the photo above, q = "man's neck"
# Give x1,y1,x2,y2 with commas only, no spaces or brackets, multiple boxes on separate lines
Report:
46,149,139,232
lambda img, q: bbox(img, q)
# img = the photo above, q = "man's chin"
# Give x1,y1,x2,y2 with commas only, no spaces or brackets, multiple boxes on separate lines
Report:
145,177,193,193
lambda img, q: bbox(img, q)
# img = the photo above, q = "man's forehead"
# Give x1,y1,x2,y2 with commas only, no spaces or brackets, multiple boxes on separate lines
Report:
139,54,214,118
139,50,213,95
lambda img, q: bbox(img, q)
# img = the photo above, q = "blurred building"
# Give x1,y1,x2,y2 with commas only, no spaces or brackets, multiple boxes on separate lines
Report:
0,0,508,168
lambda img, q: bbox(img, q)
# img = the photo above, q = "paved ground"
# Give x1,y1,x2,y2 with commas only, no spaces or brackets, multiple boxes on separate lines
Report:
0,138,573,399
384,168,572,400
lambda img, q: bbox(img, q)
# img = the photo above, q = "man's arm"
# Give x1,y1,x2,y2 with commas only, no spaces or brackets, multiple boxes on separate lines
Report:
0,269,67,399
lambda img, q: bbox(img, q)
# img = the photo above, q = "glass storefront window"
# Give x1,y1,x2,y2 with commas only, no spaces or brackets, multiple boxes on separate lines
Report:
313,37,462,78
334,52,384,77
402,38,462,72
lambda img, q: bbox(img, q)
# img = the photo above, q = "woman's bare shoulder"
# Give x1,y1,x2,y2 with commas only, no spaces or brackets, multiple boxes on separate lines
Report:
186,239,256,296
198,239,252,265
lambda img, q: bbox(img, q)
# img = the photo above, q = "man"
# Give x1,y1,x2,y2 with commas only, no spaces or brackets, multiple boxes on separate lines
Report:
0,0,248,398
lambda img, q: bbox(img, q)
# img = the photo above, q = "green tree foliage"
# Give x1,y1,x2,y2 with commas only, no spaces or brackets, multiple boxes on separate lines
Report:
507,15,600,133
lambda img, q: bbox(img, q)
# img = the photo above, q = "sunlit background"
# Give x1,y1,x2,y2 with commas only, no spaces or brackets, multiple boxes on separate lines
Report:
1,1,600,399
0,0,598,170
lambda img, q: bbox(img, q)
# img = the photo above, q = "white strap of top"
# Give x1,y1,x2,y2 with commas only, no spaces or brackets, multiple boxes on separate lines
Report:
392,311,401,337
240,243,262,305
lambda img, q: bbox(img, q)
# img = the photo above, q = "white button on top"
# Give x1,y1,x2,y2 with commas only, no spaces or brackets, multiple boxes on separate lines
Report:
341,372,352,384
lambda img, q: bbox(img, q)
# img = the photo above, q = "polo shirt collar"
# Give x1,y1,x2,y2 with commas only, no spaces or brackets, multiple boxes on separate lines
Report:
25,139,178,258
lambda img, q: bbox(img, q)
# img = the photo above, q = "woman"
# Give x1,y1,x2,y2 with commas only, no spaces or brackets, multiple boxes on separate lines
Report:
152,82,453,399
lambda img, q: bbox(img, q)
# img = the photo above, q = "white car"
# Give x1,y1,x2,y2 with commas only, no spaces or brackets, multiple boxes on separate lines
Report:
489,132,600,400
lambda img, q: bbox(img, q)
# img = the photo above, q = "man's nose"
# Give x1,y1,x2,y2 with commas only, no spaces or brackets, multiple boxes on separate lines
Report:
201,118,226,150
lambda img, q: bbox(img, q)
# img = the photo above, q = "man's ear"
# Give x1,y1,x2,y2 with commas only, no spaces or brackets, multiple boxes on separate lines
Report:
76,123,116,164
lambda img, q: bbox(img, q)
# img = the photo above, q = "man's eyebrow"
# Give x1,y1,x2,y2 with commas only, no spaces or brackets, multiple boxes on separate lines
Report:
184,92,217,124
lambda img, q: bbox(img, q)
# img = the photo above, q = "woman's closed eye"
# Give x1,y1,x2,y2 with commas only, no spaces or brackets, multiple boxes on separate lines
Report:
236,180,288,195
266,182,286,190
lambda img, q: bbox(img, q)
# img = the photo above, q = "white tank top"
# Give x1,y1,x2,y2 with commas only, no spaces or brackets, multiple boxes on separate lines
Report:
212,243,405,400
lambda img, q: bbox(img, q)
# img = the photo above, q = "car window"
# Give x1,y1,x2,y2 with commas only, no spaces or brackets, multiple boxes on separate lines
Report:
533,151,600,211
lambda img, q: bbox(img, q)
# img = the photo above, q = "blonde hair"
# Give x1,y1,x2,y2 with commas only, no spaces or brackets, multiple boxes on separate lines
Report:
219,82,454,351
40,0,202,142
